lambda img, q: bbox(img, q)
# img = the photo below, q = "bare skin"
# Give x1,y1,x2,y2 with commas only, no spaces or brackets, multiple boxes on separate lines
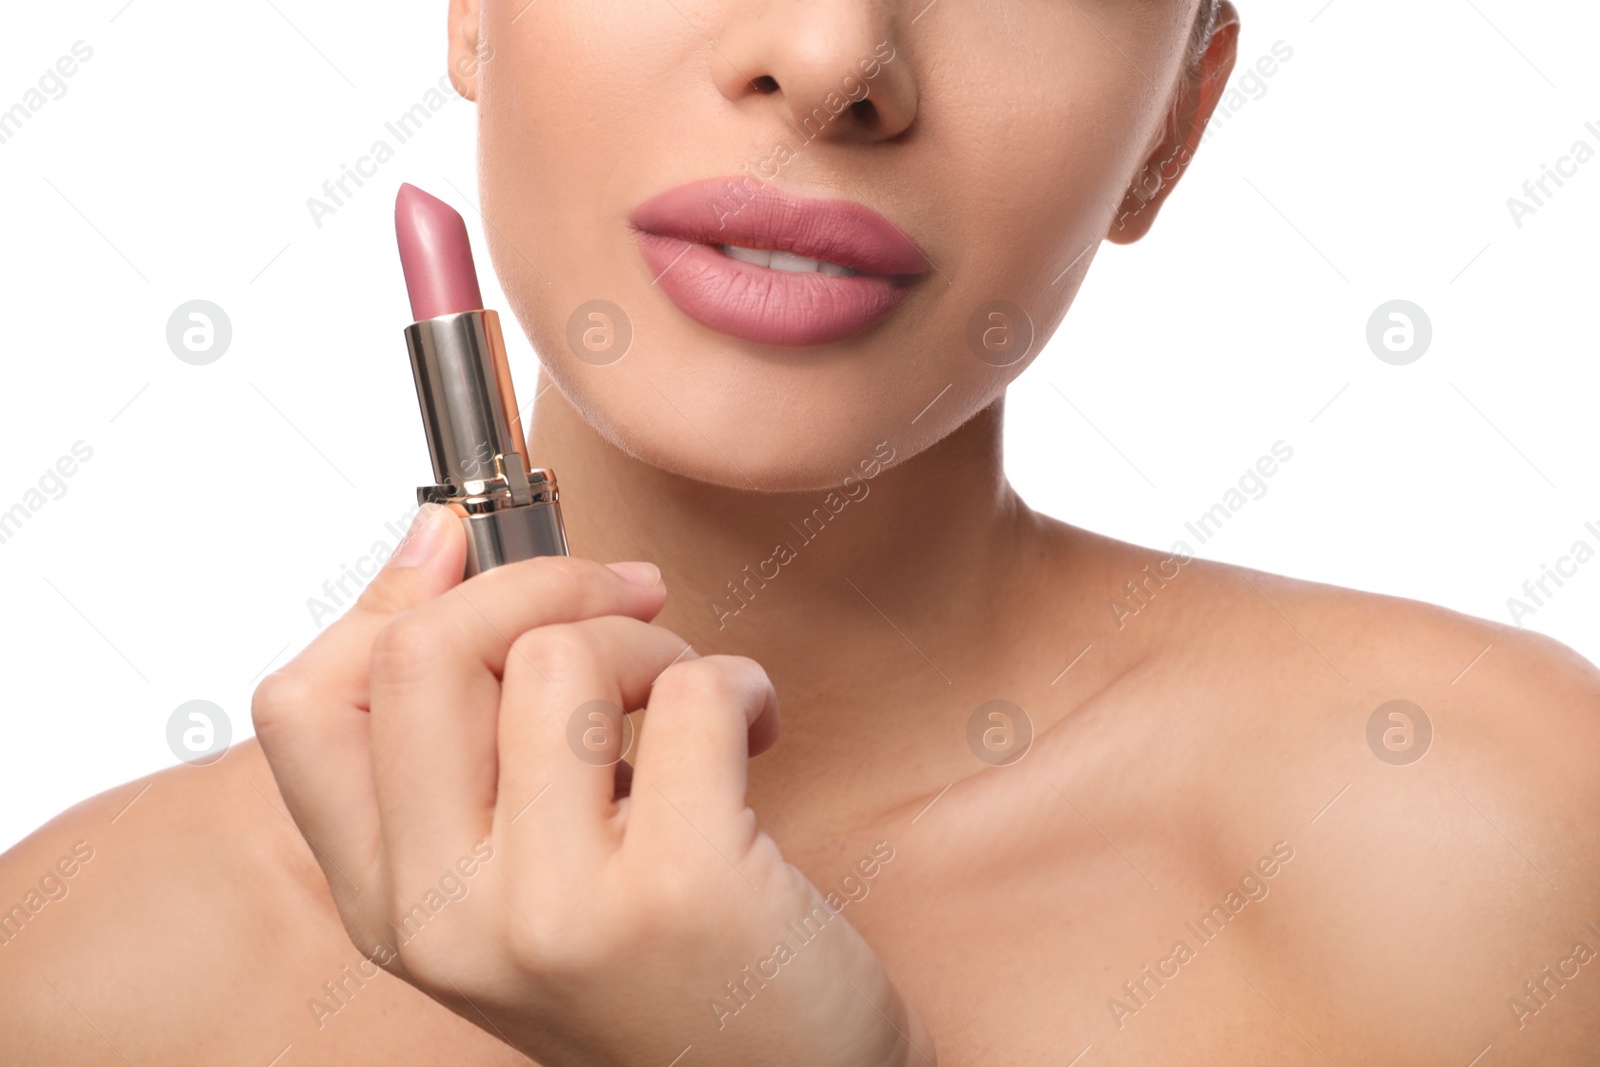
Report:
4,396,1599,1065
5,0,1600,1063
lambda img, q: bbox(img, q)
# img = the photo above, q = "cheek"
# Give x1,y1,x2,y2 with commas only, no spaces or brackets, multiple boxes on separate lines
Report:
926,31,1166,343
476,4,712,369
477,4,688,278
467,0,1177,489
874,37,1161,448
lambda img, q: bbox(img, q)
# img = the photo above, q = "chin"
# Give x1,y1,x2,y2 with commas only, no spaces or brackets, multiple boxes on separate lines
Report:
516,277,968,491
562,373,918,493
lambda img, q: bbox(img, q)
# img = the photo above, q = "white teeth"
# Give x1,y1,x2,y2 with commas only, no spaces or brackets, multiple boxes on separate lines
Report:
719,244,858,277
722,244,772,268
769,250,820,273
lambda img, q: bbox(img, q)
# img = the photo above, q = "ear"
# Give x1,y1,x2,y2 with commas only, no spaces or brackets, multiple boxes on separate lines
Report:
1107,2,1240,244
447,0,486,102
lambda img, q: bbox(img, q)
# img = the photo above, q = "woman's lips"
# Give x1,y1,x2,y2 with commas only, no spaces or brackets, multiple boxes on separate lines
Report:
629,178,930,347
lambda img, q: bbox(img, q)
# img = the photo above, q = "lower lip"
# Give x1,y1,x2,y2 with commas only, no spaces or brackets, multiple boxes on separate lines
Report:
632,231,918,347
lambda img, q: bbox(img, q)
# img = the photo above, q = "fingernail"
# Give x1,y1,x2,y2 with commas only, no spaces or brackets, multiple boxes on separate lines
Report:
391,504,447,568
606,561,661,587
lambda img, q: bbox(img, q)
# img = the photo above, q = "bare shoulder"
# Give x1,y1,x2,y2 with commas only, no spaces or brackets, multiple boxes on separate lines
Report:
1139,553,1600,1063
1055,529,1600,828
1167,555,1600,831
0,740,521,1066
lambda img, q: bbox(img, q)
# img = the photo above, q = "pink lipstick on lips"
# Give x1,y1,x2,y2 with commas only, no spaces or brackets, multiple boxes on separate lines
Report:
629,178,930,347
394,183,568,576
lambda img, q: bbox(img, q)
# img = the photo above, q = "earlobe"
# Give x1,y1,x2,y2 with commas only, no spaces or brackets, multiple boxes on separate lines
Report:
1105,2,1241,245
447,0,485,102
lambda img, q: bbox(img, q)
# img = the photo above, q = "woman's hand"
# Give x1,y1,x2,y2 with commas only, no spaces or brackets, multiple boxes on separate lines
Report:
251,505,935,1067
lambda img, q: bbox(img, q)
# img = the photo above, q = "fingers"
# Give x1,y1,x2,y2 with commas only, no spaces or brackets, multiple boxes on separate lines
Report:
369,558,668,889
627,655,780,858
251,503,465,892
417,556,670,682
495,617,694,855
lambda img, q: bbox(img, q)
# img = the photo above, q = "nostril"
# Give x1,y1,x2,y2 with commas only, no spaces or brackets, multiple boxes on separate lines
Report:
850,98,876,124
749,75,779,94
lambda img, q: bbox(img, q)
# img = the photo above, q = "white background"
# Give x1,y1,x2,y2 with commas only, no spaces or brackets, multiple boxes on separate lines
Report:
1,0,1595,851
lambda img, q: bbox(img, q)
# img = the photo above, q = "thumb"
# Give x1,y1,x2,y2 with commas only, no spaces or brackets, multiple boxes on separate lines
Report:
251,502,466,899
353,502,467,617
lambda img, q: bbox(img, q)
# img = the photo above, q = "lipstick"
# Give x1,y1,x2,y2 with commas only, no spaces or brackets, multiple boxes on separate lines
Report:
395,182,568,577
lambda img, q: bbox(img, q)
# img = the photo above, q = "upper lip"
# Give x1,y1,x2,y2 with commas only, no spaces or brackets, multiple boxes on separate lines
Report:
629,178,931,278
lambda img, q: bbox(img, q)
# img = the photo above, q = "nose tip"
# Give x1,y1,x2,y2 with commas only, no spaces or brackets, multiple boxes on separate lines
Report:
712,6,916,144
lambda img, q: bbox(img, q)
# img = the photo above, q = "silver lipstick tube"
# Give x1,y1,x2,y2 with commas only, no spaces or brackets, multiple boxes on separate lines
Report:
404,308,569,577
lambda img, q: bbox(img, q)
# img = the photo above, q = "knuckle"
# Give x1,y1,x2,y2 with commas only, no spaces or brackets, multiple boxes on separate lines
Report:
250,669,315,735
503,909,574,972
370,609,449,681
502,898,629,979
500,909,551,968
654,654,765,706
705,653,769,686
508,623,602,686
391,931,452,988
644,862,712,919
386,898,460,984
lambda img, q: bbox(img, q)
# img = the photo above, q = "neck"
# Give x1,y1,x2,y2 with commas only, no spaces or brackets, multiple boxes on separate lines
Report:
524,375,1049,805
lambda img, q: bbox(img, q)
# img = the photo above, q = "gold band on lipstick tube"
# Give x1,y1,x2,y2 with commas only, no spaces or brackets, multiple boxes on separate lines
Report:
404,308,569,577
